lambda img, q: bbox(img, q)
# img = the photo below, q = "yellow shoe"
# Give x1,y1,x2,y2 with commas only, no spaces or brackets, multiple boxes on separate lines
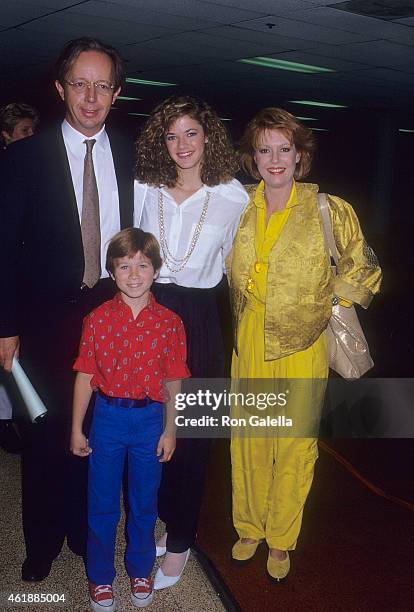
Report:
267,551,290,582
232,539,260,565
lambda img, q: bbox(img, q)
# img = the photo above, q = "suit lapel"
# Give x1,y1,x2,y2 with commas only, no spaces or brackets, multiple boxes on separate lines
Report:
46,125,133,256
49,126,83,249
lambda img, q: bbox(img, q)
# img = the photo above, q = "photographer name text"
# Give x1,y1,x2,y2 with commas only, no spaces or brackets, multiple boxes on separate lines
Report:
175,415,293,428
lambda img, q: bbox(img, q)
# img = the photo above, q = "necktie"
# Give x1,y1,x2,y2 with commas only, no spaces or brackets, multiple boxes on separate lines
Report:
81,139,101,288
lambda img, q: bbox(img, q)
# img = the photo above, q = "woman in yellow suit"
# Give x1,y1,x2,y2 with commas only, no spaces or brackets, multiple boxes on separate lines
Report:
227,108,382,582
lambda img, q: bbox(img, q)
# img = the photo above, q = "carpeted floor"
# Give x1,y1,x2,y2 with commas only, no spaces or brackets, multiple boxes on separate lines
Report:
197,439,414,612
0,447,226,612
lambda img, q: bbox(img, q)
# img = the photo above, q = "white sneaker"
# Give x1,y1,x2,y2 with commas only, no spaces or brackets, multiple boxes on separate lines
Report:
130,577,154,608
154,549,190,590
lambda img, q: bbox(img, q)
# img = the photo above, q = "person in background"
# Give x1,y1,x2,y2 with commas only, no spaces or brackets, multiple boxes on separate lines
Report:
227,107,382,582
0,37,134,583
134,95,249,589
0,102,39,149
0,102,39,451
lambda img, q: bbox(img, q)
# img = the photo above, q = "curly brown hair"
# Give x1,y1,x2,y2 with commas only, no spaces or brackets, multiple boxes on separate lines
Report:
135,95,238,187
239,107,316,180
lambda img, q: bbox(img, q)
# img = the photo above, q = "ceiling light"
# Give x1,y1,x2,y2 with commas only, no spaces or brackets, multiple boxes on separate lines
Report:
126,78,177,86
311,127,329,131
399,128,414,133
238,57,334,74
220,117,232,121
117,96,141,101
295,116,318,121
128,112,150,117
289,100,347,108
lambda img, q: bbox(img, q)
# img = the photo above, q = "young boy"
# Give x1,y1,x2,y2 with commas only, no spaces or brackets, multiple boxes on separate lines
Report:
70,228,190,611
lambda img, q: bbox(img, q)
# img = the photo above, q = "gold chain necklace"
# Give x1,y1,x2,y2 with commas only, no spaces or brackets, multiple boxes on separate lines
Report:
158,189,210,273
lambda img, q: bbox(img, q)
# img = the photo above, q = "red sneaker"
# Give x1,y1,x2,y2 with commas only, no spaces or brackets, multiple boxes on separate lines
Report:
130,577,154,608
89,582,117,611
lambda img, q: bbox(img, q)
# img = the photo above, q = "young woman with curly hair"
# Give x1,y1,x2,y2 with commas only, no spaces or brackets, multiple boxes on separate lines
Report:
134,95,248,589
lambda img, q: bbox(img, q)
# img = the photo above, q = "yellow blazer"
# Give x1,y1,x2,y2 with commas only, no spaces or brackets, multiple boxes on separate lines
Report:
227,182,382,360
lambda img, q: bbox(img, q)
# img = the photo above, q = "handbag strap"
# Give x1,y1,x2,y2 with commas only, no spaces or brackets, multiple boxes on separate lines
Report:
317,192,339,271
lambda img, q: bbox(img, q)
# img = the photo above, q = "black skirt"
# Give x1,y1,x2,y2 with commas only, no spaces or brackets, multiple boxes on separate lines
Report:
151,276,232,551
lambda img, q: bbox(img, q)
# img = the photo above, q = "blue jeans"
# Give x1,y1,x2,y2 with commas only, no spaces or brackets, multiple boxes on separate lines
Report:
86,394,163,584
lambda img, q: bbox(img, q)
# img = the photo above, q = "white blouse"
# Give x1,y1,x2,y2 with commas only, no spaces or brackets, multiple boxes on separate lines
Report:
134,179,249,288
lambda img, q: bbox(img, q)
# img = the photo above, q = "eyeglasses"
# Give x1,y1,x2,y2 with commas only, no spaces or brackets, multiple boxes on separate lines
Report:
64,79,116,96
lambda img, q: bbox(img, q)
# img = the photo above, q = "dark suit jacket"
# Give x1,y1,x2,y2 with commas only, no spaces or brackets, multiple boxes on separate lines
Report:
0,123,134,338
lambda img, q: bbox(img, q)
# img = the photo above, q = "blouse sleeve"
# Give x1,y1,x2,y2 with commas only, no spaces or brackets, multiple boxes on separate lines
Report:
225,188,255,282
133,181,148,228
221,183,250,273
222,221,241,274
327,194,382,308
73,314,97,374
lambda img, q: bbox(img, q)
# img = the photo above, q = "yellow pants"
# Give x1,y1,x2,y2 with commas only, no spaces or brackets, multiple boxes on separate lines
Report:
231,435,319,549
231,302,328,550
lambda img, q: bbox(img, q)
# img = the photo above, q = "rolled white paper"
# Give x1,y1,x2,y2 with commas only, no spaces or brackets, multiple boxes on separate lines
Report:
11,358,48,423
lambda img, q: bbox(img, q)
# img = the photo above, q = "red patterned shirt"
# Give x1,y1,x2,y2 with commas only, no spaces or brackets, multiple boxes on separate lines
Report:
73,292,190,401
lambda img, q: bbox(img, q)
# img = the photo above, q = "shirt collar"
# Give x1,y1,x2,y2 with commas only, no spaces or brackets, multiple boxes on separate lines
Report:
254,180,298,210
159,183,218,202
160,184,204,196
61,119,108,157
113,291,160,318
157,180,248,210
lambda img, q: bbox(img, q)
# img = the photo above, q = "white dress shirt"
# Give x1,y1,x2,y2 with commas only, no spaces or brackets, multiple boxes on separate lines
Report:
134,180,249,288
61,120,120,278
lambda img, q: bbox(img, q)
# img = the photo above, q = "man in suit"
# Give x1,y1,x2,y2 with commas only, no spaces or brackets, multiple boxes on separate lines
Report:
0,37,134,582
